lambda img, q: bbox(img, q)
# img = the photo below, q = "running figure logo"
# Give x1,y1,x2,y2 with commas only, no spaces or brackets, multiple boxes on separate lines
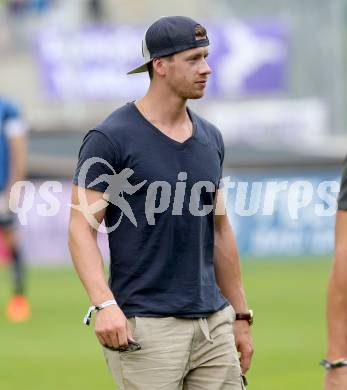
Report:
89,167,146,227
72,157,147,233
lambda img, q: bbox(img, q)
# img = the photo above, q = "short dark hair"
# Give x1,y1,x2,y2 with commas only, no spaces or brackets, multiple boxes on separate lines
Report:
147,23,208,80
147,55,173,80
195,24,207,39
147,61,153,80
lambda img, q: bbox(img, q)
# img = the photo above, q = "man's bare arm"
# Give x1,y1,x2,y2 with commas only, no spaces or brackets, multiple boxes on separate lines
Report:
68,184,134,349
68,185,112,303
214,214,248,313
324,210,347,389
213,190,253,373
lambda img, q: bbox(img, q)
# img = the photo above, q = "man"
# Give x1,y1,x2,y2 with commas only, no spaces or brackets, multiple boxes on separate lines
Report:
69,16,253,389
324,157,347,390
0,96,30,322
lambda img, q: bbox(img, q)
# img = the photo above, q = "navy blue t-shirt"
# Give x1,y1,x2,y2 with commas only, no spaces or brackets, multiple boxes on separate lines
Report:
73,102,229,317
338,157,347,210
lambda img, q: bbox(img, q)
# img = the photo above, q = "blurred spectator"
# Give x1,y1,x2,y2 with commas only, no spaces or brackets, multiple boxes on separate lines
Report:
87,0,104,21
0,96,30,322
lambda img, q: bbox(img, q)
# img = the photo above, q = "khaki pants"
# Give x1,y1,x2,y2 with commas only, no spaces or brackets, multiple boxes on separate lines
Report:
103,305,245,389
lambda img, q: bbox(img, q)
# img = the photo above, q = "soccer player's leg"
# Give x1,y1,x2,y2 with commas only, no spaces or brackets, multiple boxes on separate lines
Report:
0,229,10,266
1,218,31,322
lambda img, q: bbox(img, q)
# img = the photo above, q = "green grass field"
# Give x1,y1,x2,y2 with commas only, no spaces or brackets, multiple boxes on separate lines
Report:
0,257,331,390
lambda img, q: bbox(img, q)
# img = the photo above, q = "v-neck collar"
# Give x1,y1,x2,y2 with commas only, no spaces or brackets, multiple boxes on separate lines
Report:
129,101,199,148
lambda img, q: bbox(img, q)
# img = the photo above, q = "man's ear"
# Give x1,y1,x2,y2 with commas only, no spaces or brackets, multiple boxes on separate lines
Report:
152,57,168,77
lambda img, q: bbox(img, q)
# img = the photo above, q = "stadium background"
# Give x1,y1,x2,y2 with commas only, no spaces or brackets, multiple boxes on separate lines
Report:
0,0,346,388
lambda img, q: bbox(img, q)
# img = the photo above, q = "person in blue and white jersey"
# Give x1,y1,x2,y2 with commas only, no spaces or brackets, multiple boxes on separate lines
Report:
0,97,30,322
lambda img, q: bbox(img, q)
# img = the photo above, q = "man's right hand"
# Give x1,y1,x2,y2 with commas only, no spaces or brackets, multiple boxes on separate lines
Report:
94,305,135,349
324,367,347,390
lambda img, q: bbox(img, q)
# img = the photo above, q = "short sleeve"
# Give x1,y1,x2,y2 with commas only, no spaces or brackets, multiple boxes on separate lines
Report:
4,101,20,121
72,130,120,193
338,157,347,210
3,101,27,137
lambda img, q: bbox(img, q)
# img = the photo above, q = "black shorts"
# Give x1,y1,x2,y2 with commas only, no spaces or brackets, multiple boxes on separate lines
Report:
0,210,14,228
0,191,14,228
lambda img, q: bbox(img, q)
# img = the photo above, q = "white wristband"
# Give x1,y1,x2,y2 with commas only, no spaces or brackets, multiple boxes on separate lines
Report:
83,299,118,326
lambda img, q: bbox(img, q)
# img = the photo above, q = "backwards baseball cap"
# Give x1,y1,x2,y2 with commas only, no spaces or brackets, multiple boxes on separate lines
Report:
127,16,209,75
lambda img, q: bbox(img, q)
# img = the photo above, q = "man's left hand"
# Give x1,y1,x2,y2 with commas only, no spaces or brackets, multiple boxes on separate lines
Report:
233,320,254,373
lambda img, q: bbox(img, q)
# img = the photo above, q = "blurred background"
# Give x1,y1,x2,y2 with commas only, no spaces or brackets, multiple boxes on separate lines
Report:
0,0,346,389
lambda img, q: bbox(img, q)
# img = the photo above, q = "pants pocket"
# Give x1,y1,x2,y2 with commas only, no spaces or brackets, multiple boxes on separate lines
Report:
228,304,236,322
127,316,137,338
221,304,236,325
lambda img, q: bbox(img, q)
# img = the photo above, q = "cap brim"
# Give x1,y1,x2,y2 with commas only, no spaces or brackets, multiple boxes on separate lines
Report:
127,61,151,75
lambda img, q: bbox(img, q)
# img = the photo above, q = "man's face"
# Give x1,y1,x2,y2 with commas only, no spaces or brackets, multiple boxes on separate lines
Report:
163,45,212,100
